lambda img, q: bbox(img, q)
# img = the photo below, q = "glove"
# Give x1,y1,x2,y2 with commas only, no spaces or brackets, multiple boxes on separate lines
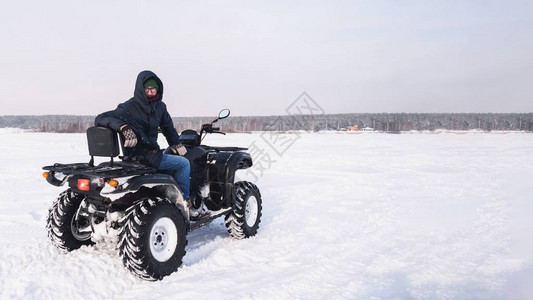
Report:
170,144,187,156
119,125,137,147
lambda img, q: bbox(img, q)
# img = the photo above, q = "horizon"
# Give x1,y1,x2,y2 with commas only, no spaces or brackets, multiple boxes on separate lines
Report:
2,111,533,118
2,112,532,133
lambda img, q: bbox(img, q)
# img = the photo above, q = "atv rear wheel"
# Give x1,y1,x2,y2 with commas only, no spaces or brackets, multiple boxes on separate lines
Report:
118,197,187,281
225,181,262,239
46,189,94,252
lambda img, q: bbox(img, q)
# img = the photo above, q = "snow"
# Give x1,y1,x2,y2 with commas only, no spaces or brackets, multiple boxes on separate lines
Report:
1,128,532,299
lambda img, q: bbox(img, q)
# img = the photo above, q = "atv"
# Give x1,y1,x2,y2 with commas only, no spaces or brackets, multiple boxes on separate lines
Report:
42,109,262,281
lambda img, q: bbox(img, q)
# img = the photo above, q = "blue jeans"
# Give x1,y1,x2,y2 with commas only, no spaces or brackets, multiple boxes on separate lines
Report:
157,154,190,200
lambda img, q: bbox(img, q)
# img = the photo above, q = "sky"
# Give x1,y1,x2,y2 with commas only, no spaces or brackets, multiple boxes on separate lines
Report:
1,0,532,117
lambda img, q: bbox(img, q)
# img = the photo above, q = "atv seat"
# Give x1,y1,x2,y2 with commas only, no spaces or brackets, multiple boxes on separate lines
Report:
86,126,120,167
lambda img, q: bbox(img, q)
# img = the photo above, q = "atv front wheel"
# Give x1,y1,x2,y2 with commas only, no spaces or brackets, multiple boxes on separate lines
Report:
46,189,94,252
225,181,262,239
118,197,187,281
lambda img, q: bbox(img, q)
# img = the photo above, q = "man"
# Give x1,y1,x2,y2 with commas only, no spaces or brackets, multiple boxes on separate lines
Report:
94,70,190,201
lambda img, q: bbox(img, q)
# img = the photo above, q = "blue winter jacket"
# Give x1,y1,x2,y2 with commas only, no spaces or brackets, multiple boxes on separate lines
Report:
94,70,179,167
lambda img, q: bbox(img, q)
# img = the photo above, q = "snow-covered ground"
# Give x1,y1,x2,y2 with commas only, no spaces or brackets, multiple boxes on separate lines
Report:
1,128,532,299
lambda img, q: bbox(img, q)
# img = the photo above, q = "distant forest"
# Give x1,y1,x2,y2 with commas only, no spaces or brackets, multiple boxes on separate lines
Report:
1,113,533,133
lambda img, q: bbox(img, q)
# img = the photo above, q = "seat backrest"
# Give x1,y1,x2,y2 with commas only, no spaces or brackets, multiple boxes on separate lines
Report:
86,126,120,157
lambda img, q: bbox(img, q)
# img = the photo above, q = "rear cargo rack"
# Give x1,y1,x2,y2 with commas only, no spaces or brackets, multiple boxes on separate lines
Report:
43,162,156,178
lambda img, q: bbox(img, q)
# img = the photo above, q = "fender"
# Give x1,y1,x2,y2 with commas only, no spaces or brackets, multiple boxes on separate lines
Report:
101,174,189,221
209,151,253,207
226,151,252,181
125,174,178,190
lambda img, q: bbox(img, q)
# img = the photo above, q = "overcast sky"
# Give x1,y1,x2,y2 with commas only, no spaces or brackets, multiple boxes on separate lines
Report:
1,0,532,117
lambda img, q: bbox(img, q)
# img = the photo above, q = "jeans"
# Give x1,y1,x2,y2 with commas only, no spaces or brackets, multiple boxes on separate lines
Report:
157,154,190,200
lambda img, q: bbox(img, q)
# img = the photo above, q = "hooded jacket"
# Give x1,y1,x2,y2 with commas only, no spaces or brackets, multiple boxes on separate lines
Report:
94,70,179,167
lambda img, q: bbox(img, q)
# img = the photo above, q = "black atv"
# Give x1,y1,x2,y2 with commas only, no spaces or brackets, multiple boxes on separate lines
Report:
43,109,262,281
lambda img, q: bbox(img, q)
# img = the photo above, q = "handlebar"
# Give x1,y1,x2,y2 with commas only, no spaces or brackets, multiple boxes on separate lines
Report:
200,124,225,136
196,110,231,142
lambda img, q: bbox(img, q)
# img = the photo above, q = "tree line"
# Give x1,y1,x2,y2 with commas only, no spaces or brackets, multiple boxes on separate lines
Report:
1,113,532,133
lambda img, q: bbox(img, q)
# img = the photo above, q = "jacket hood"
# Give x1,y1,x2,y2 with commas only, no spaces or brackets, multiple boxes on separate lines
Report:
133,70,164,112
